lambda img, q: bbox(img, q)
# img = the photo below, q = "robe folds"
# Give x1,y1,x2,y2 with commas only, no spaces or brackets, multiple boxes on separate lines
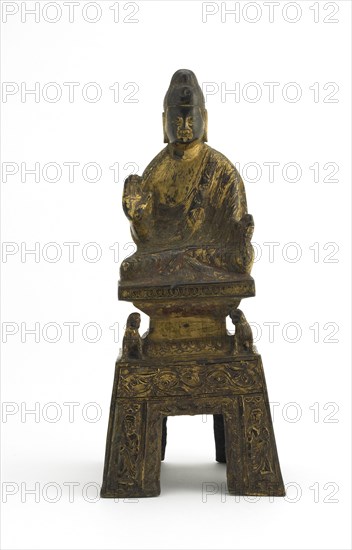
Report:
121,141,253,285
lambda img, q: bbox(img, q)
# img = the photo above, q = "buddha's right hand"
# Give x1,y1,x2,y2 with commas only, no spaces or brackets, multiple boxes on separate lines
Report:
123,174,152,221
123,174,142,200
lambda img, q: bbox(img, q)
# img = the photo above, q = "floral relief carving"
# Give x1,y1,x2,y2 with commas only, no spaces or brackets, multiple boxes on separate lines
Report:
117,360,262,397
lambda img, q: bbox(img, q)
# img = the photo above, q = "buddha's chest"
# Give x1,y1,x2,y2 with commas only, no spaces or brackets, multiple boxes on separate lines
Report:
159,177,190,205
149,158,204,206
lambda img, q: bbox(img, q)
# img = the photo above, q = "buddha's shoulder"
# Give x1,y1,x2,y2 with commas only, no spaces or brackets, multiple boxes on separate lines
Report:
141,143,239,178
204,144,237,171
142,146,169,178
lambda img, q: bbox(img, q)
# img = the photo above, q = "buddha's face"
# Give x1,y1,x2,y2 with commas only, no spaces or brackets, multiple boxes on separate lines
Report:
164,106,206,144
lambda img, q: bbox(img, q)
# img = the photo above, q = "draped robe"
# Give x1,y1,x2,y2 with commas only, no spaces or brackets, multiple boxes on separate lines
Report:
120,140,252,286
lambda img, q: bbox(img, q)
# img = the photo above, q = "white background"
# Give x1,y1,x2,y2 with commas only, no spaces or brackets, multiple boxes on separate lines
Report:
1,1,351,549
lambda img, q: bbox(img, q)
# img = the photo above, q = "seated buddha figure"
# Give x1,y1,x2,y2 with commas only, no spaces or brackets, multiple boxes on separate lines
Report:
120,69,254,286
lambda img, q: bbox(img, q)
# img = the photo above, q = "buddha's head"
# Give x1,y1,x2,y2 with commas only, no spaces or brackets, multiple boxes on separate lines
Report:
163,69,208,145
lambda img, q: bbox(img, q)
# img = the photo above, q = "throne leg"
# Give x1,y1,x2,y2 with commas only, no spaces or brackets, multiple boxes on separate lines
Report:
223,392,285,496
213,414,226,463
161,416,167,460
101,396,163,498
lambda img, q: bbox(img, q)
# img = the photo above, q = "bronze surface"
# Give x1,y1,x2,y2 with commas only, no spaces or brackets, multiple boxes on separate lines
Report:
101,69,285,497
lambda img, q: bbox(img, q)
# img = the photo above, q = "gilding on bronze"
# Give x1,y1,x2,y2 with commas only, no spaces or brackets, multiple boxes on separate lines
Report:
101,69,285,498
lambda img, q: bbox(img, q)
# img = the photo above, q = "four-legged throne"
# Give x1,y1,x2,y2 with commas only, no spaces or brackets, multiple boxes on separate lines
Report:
101,69,285,498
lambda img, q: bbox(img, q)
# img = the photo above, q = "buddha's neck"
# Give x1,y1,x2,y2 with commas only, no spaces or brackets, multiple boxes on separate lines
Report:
168,139,204,161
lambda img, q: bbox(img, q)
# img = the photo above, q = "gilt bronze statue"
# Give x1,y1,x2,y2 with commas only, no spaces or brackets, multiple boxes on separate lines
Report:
101,69,285,497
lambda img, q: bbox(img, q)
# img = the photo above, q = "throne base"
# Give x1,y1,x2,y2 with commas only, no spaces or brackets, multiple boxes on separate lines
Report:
101,354,285,498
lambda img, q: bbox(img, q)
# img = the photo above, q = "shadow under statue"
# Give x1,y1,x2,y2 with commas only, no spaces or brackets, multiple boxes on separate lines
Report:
101,69,285,497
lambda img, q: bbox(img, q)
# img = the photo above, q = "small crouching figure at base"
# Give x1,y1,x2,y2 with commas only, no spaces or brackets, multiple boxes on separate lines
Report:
230,308,256,355
122,312,143,360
